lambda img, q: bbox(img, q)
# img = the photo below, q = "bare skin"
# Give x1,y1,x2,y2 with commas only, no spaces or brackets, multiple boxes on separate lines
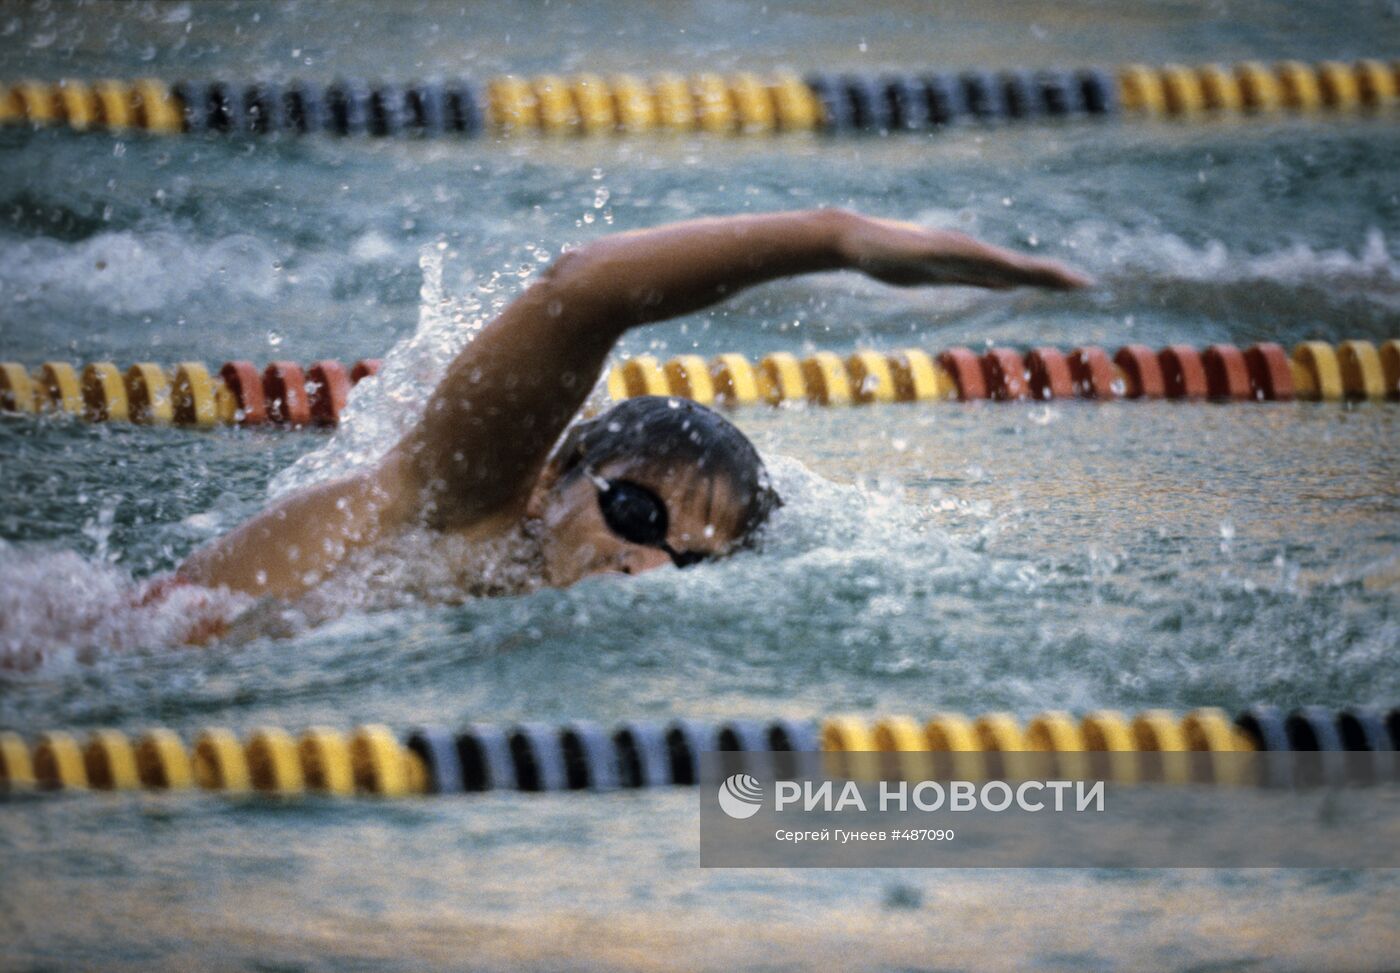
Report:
176,209,1090,600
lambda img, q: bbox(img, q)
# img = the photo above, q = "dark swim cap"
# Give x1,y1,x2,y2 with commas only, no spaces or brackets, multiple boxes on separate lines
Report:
550,396,781,544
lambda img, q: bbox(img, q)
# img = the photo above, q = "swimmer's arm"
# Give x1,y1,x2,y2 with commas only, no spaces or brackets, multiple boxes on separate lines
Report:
176,458,416,599
534,208,1091,322
396,209,1089,528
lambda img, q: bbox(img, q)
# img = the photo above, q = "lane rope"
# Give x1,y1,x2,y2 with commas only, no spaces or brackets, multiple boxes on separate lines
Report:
1,60,1395,138
2,705,1394,798
2,341,1397,428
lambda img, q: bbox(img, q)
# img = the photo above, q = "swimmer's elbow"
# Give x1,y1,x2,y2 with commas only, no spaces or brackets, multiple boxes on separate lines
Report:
527,245,632,333
536,246,591,291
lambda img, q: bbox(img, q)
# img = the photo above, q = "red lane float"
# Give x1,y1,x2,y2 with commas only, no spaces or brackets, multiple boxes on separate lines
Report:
1026,347,1074,400
1243,342,1293,401
1159,345,1208,399
937,347,988,400
350,359,382,383
1114,344,1165,398
262,361,311,426
3,339,1396,432
218,361,268,425
1202,344,1251,399
1068,346,1120,399
307,360,351,425
980,348,1029,401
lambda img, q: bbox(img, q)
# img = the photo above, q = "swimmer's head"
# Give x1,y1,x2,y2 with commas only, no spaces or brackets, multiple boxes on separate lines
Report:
528,396,781,585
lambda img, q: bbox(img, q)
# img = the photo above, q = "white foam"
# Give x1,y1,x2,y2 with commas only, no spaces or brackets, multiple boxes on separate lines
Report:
0,230,282,315
1062,222,1398,295
0,540,251,672
725,222,1400,336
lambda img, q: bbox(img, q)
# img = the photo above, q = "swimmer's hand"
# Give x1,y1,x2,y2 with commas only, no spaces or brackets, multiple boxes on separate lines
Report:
837,214,1093,290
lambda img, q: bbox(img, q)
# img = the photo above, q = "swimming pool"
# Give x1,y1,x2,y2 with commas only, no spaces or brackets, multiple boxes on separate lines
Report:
2,1,1399,969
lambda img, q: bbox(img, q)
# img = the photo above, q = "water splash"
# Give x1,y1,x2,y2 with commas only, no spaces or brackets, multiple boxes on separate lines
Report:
758,220,1400,348
0,230,281,315
1063,223,1398,295
0,540,250,672
269,244,500,496
79,497,120,564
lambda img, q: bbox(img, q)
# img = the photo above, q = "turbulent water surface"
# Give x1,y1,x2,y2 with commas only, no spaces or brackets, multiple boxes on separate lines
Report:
1,2,1399,970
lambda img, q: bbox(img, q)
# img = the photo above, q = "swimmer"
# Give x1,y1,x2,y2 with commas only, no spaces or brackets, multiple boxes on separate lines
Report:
176,209,1089,603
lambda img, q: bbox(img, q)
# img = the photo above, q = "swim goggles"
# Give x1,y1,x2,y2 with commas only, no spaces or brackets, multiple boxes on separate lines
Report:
584,469,710,569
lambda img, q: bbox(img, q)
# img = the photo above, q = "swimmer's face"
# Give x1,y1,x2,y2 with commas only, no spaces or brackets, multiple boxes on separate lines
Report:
532,458,741,587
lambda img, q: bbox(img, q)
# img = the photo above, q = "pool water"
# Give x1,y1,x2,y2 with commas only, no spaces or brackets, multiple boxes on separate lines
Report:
2,2,1399,970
